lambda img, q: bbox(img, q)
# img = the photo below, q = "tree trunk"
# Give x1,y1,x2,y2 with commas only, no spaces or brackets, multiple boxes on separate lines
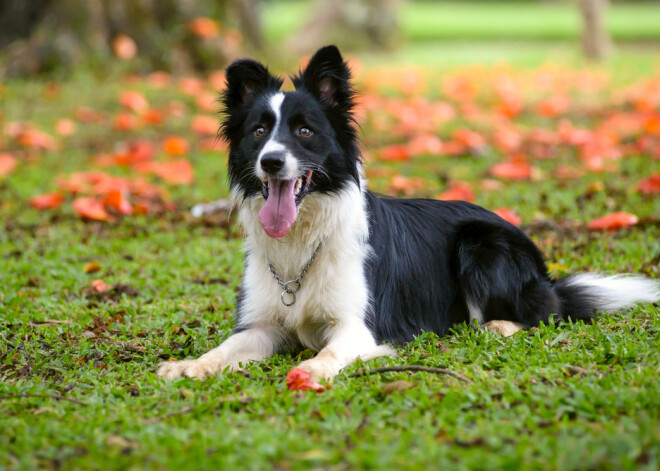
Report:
286,0,400,56
0,0,261,78
579,0,612,60
229,0,264,50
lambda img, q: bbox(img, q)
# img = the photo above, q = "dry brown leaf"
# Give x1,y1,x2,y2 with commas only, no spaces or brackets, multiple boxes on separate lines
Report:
381,380,415,395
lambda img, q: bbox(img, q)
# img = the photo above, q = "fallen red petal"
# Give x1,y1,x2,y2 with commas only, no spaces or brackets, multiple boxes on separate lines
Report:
30,193,64,210
119,91,149,113
286,367,324,392
379,145,410,162
103,189,133,215
73,197,112,222
588,212,639,231
91,279,110,293
493,208,522,226
637,173,660,195
0,153,17,177
437,181,474,202
490,155,533,181
163,136,189,155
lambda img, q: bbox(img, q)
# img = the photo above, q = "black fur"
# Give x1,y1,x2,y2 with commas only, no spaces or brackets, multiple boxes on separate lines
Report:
222,46,610,346
362,195,596,344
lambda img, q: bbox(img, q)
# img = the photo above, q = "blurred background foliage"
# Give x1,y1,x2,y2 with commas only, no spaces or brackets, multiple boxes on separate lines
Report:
1,0,659,79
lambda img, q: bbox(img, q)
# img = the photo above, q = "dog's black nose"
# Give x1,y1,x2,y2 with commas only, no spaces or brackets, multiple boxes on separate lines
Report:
260,152,286,174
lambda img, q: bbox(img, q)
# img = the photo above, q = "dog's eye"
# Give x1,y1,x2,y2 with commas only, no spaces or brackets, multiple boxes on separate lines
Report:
299,127,313,137
254,127,266,137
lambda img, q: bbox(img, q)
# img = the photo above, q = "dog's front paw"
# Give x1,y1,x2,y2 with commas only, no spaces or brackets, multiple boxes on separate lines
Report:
297,357,339,383
156,359,219,380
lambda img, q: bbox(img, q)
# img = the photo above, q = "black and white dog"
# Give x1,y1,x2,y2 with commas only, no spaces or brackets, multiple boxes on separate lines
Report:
158,46,660,382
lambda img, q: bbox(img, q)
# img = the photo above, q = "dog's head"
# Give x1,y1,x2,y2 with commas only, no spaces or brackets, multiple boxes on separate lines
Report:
221,46,360,239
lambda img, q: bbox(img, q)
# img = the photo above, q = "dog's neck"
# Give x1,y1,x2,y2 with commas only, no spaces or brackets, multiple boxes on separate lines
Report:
234,181,369,281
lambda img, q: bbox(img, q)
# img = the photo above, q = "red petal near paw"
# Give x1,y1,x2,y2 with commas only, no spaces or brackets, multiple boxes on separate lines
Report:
588,212,638,231
286,367,324,392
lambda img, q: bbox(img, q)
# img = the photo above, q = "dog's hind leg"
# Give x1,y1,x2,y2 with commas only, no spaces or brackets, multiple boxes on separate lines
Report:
454,220,561,330
157,325,285,380
297,319,394,383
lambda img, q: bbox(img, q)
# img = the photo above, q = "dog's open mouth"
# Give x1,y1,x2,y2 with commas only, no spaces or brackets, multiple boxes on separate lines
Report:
259,170,313,238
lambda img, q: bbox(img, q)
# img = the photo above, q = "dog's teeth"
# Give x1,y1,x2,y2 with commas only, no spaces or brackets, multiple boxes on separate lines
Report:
294,177,302,196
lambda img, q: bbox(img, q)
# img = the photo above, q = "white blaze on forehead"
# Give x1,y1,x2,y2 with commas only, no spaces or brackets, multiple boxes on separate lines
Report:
256,92,299,180
269,92,285,122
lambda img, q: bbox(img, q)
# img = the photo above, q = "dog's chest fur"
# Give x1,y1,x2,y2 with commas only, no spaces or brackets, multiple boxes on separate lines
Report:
235,181,370,350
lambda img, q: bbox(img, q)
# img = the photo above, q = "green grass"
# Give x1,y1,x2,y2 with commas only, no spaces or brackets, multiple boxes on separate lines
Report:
2,45,660,470
263,1,660,43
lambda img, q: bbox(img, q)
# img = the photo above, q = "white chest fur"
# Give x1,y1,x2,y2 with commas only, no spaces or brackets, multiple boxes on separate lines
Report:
234,182,371,351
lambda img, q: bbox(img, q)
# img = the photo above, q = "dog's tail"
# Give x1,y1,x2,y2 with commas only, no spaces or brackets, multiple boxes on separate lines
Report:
553,274,660,321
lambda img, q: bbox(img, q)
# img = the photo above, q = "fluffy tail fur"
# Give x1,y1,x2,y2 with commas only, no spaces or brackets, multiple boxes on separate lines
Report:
554,274,660,320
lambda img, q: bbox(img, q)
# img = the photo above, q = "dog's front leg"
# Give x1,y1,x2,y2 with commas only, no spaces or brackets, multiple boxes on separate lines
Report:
157,325,283,380
297,319,394,383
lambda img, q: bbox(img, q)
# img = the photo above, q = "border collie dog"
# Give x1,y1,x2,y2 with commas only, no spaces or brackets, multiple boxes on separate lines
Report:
158,46,660,381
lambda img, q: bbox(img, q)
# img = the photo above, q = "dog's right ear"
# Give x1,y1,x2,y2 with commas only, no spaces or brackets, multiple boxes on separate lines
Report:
223,59,283,109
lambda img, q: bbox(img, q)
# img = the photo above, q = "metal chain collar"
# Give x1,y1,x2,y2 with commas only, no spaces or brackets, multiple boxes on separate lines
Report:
266,243,322,306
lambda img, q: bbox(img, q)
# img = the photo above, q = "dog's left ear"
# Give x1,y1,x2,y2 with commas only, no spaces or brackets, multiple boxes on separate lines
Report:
296,45,352,109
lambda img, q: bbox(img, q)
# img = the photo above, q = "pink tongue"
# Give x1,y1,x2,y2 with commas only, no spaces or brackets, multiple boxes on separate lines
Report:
259,179,298,238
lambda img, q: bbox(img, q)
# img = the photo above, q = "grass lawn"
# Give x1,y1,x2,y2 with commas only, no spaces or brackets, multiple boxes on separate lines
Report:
263,1,660,43
2,40,660,470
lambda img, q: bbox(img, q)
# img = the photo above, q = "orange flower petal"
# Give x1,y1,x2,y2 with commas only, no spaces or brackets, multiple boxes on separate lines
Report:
406,134,443,157
379,145,409,161
73,197,112,221
114,113,138,131
55,119,76,137
119,91,149,113
637,173,660,195
191,115,219,135
112,35,137,60
490,155,533,181
91,279,110,293
493,208,522,226
16,129,57,150
136,160,194,185
286,367,324,392
453,128,486,150
163,136,189,155
588,212,638,231
437,181,474,202
195,91,217,112
146,71,171,89
103,189,132,215
30,193,64,210
0,153,17,177
179,78,203,96
189,17,220,38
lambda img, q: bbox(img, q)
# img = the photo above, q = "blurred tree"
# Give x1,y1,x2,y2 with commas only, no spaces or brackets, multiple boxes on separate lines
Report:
286,0,400,55
579,0,612,60
0,0,263,78
224,0,263,51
